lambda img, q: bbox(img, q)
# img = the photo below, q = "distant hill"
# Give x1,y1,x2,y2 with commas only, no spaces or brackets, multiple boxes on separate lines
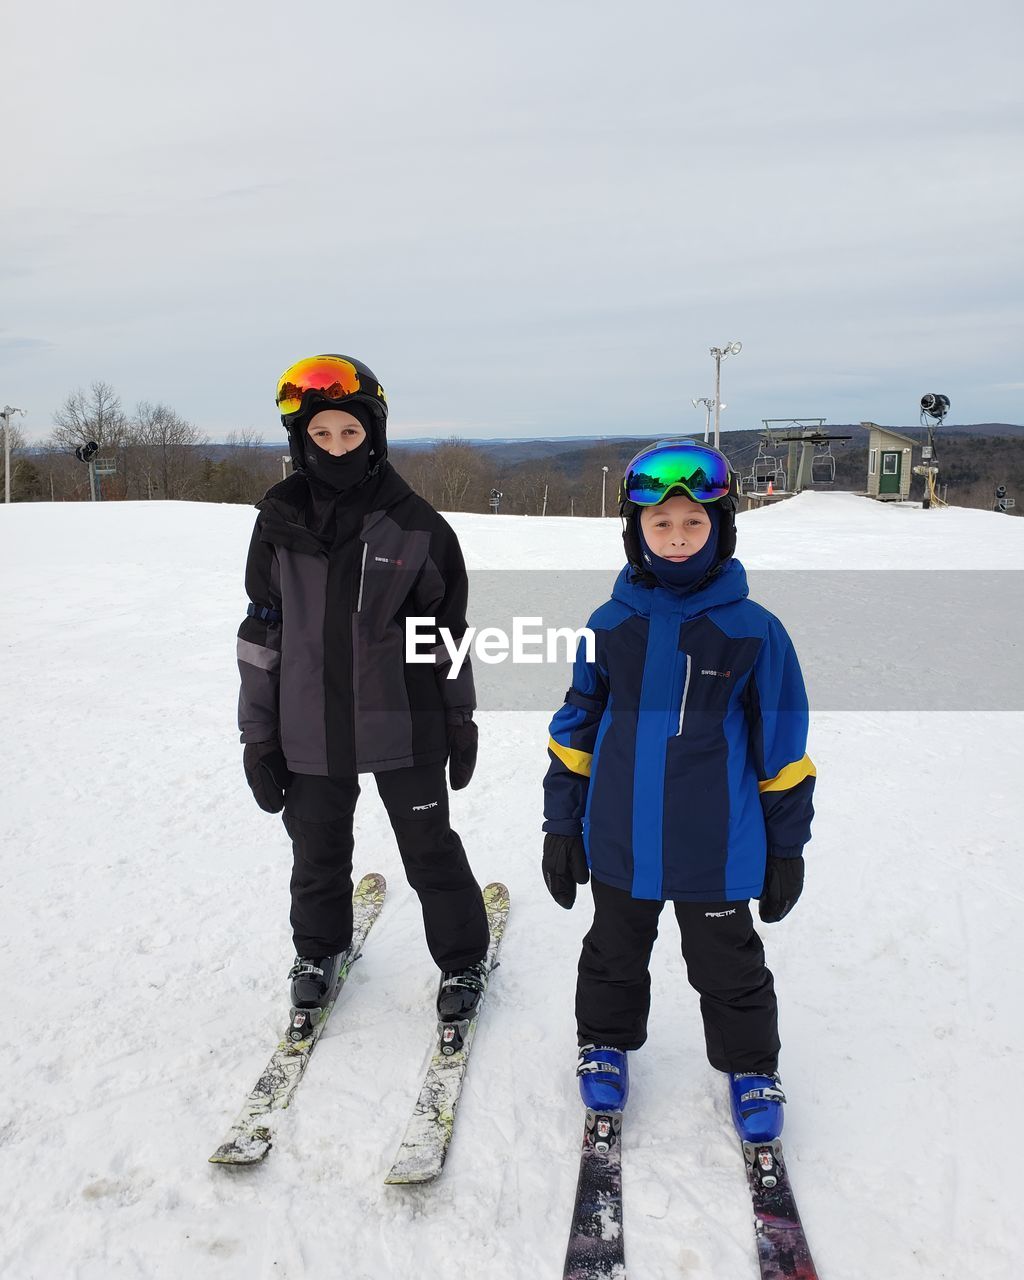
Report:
384,426,1024,517
27,421,1024,463
197,421,1024,461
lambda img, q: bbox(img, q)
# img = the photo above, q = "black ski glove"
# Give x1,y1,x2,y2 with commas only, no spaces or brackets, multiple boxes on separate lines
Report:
447,718,478,791
243,740,292,814
543,833,590,909
758,854,805,923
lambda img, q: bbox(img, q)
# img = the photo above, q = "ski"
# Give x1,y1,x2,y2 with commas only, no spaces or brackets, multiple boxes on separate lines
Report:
742,1138,819,1279
563,1108,626,1279
383,881,509,1184
209,871,386,1166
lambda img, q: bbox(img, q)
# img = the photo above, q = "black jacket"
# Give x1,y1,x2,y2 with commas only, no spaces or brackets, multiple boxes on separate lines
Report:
237,466,475,776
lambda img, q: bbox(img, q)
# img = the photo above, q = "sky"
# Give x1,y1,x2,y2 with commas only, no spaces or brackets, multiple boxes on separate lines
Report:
3,0,1023,444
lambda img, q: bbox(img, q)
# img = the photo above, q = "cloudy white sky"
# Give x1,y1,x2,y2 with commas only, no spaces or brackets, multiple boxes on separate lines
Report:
3,0,1022,443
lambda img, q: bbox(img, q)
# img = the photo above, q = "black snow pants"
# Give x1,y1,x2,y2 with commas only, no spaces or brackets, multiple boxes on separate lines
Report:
282,762,489,971
576,877,781,1073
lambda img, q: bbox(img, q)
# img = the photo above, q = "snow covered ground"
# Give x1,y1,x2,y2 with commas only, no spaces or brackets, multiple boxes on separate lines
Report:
2,492,1022,1279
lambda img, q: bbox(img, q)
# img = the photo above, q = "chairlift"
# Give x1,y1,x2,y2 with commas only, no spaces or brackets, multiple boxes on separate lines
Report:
745,438,786,494
810,442,836,485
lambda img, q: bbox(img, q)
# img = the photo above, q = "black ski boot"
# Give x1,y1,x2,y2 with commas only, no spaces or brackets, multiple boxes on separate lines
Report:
287,953,345,1042
436,960,488,1056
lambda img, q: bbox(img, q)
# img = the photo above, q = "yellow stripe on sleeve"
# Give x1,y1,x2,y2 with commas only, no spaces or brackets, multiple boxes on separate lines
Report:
758,753,816,793
548,737,593,777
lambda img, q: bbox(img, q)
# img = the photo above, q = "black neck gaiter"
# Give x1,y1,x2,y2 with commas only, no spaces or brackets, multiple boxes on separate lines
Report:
304,436,372,493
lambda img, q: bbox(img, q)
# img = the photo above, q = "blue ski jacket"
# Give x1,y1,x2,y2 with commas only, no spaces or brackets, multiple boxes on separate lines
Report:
543,559,815,902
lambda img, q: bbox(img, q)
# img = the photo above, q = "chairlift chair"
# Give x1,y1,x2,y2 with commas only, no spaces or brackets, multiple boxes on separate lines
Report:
747,439,786,493
810,442,836,486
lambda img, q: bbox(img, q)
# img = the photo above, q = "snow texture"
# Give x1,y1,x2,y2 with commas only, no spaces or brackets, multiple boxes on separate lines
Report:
1,492,1022,1278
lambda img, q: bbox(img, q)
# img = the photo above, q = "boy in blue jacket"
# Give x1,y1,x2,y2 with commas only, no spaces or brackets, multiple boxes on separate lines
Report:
541,440,815,1142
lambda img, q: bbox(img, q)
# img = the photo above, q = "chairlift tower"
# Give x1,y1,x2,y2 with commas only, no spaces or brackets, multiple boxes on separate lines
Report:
758,420,852,493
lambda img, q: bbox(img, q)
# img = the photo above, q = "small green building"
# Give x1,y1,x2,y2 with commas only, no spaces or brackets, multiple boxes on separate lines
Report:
862,423,917,501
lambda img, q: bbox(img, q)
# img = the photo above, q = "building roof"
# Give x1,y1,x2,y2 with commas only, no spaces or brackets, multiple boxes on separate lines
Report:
860,422,919,446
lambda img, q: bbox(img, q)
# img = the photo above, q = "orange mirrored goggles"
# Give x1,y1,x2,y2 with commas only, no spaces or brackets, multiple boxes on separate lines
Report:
275,355,367,418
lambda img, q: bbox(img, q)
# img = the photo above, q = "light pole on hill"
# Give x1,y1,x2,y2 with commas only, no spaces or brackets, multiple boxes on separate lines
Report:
2,405,26,503
709,341,741,449
601,465,609,518
692,396,723,444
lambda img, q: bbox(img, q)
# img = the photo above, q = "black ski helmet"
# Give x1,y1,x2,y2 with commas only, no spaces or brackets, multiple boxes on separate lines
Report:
619,440,739,583
276,353,389,474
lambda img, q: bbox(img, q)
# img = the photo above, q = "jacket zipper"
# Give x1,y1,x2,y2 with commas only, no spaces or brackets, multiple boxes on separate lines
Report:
355,541,368,612
676,654,691,736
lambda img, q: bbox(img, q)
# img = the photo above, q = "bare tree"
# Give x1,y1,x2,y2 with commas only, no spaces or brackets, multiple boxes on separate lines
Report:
52,382,127,451
226,428,265,450
27,444,80,501
570,474,603,517
226,429,279,493
499,462,569,515
128,402,208,499
48,383,129,498
196,429,280,504
430,436,487,512
391,448,440,507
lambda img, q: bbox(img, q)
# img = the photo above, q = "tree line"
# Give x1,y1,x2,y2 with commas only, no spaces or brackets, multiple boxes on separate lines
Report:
3,382,1020,515
1,381,632,515
392,438,638,517
2,382,284,504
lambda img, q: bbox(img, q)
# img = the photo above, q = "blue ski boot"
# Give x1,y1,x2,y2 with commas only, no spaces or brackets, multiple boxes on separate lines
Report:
577,1045,629,1112
728,1071,786,1143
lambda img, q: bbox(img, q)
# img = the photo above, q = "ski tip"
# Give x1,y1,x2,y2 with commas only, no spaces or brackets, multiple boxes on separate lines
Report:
356,871,387,896
208,1136,272,1166
483,881,509,905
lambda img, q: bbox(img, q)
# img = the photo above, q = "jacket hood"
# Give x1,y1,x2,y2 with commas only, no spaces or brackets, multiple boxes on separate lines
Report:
611,556,748,619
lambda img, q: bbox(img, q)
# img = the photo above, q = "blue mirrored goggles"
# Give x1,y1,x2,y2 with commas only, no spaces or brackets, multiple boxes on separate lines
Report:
620,441,733,505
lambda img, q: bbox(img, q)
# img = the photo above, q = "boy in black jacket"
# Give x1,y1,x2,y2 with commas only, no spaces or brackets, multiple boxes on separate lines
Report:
238,354,488,1035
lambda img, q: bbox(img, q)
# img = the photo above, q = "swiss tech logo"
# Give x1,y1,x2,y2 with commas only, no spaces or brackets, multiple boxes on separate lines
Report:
700,668,732,678
374,555,405,567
